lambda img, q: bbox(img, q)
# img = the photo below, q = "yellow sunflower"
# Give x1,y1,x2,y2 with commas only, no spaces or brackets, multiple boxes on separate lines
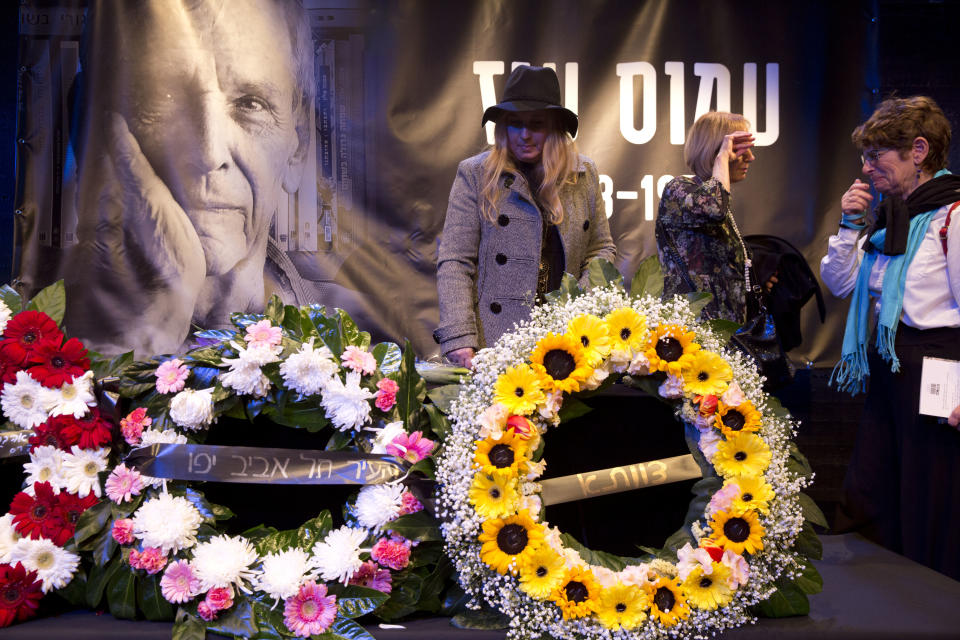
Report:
551,566,601,620
530,333,593,394
645,576,690,627
715,399,762,437
478,511,545,574
680,350,733,397
493,364,545,415
644,324,701,374
565,314,612,366
713,432,772,478
605,307,647,354
468,472,520,519
709,508,765,555
727,475,775,514
474,430,529,476
595,582,649,630
682,562,734,610
517,544,566,599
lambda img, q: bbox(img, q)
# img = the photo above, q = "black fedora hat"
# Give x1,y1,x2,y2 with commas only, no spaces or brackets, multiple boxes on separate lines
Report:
481,65,578,137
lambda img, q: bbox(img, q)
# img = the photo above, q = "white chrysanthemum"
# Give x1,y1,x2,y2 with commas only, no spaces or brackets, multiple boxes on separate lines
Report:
368,420,406,454
0,513,20,564
139,428,189,488
0,299,11,334
354,483,404,532
321,371,374,432
232,341,282,367
310,526,367,584
191,535,259,592
132,492,203,554
23,445,66,491
1,370,50,429
279,339,338,396
60,446,108,498
254,548,318,602
9,537,80,592
44,370,96,418
220,357,271,398
169,387,215,431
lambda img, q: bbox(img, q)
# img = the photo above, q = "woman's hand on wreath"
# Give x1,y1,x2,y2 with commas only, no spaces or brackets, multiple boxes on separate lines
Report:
447,347,475,369
840,178,873,225
948,403,960,428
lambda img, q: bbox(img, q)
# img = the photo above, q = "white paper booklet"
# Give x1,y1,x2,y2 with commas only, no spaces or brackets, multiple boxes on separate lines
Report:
919,357,960,418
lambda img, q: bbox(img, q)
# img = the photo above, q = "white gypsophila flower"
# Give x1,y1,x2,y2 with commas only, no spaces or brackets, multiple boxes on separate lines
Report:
321,371,374,432
1,370,50,429
22,445,66,491
220,358,271,398
138,428,189,488
0,299,11,334
254,548,318,603
9,537,80,593
279,339,338,396
353,483,404,532
191,535,259,593
132,492,203,554
0,513,21,564
310,526,367,584
368,420,406,454
60,445,108,498
169,387,215,431
44,370,96,418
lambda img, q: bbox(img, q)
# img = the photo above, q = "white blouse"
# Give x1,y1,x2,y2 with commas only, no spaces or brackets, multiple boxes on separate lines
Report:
820,202,960,329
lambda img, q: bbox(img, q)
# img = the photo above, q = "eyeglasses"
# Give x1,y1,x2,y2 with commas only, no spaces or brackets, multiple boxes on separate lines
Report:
860,148,893,166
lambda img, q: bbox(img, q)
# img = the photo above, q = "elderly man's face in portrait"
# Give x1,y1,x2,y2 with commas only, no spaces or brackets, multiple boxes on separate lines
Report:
117,0,306,275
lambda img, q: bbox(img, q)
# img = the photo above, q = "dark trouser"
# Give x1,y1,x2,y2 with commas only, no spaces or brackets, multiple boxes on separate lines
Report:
838,324,960,580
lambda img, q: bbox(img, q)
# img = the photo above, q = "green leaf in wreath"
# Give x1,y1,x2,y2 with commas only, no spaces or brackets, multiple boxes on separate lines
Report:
423,403,452,442
248,598,289,639
629,255,664,299
372,342,402,372
295,512,333,550
375,571,423,620
794,521,824,560
74,499,113,550
798,492,829,529
407,455,436,480
396,341,426,432
452,609,511,630
417,555,453,613
386,511,442,542
26,279,66,325
311,312,344,355
265,398,330,432
85,560,122,608
557,396,593,423
331,585,389,619
0,284,23,313
786,441,814,481
559,532,627,571
91,351,135,380
55,568,87,606
707,318,742,345
337,308,371,350
326,429,354,451
425,383,460,414
327,616,378,640
139,573,176,621
586,258,624,291
173,609,207,640
281,304,303,336
794,558,824,595
751,579,810,617
207,598,259,638
685,291,714,317
263,295,285,326
543,272,581,305
106,566,137,619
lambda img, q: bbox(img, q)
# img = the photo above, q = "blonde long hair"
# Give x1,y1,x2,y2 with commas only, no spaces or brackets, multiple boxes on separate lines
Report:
479,113,579,225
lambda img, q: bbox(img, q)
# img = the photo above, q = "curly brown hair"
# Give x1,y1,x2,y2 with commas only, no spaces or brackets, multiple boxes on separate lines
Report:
851,96,951,174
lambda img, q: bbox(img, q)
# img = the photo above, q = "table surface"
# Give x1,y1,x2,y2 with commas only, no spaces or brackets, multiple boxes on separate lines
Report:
5,533,960,639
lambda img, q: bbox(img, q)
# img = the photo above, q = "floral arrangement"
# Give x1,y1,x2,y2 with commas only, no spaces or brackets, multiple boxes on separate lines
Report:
1,290,456,638
0,282,103,627
436,260,824,639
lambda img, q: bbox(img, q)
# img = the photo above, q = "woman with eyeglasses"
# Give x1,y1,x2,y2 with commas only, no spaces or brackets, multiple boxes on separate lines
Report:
820,95,960,580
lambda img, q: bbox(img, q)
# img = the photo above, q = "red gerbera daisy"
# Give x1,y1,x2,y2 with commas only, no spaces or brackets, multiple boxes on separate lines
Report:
59,407,113,450
29,416,74,453
0,563,44,628
8,482,64,540
27,337,90,388
0,348,21,387
0,311,63,365
50,492,98,545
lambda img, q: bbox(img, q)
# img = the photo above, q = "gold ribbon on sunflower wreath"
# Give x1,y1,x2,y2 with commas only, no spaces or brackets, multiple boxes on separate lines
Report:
435,258,826,639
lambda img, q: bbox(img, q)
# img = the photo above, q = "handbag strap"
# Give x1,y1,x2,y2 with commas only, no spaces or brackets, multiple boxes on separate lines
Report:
940,200,960,256
662,231,700,293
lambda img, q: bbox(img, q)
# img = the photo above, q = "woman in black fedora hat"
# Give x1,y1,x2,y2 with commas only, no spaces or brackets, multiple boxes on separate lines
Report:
435,65,616,368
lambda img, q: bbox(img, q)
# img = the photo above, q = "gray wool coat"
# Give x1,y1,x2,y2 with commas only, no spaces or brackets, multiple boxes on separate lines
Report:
435,151,616,355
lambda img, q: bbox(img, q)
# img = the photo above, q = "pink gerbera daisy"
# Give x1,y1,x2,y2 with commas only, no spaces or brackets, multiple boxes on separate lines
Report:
160,560,199,604
385,431,435,463
105,463,144,504
340,346,376,376
155,359,189,394
283,581,338,637
244,320,283,349
348,561,392,593
120,407,151,445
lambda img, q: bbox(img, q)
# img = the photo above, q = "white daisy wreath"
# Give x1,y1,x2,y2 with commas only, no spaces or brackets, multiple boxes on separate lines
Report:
436,260,825,640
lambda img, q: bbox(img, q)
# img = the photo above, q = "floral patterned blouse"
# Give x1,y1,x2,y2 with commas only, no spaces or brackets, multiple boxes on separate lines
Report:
655,175,747,323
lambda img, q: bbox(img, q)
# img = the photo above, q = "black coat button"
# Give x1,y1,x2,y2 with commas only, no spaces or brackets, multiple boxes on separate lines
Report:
504,175,514,188
490,302,502,314
495,253,507,265
497,214,510,227
583,220,590,231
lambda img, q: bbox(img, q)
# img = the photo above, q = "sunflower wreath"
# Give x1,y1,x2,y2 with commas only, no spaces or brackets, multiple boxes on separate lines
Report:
436,259,824,640
2,291,456,639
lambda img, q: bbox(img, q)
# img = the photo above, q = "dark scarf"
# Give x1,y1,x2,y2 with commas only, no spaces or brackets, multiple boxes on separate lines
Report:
870,173,960,255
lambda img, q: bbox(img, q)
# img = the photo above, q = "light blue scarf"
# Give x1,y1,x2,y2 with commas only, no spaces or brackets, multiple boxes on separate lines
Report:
830,207,938,395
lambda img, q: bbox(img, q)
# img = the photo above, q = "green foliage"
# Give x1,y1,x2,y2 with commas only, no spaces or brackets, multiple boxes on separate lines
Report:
798,492,829,529
396,341,426,432
172,609,207,640
543,273,581,305
106,567,137,619
254,512,333,557
328,617,378,640
452,609,511,630
139,574,176,621
423,403,452,442
794,521,824,560
330,585,390,619
26,279,66,325
386,511,442,542
707,318,741,344
0,284,22,312
586,258,623,291
207,599,258,638
630,255,664,299
685,291,714,317
560,533,628,571
426,384,460,414
557,396,593,422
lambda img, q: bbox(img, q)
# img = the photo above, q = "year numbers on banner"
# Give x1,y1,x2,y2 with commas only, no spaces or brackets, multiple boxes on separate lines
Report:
599,174,675,221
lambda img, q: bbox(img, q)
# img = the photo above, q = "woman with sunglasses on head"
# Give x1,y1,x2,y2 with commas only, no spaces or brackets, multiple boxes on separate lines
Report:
820,95,960,580
435,65,615,369
655,111,759,324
